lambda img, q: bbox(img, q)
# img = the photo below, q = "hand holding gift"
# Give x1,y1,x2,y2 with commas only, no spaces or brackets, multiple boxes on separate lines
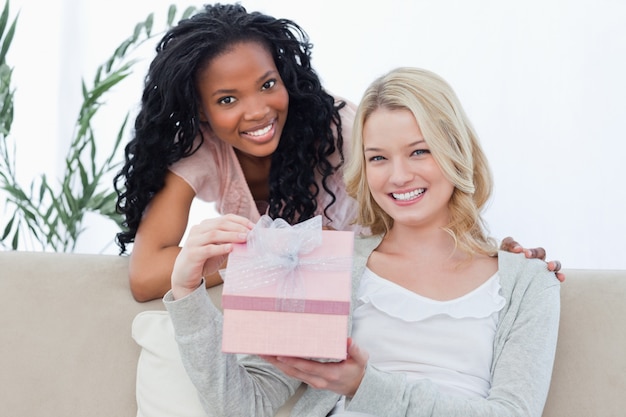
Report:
170,214,255,300
261,338,368,397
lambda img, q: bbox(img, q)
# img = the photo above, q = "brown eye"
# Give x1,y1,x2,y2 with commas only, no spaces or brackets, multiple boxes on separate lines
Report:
261,79,276,90
218,96,237,105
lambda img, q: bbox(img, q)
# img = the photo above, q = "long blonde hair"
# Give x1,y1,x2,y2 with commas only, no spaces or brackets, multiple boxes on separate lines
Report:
344,67,498,256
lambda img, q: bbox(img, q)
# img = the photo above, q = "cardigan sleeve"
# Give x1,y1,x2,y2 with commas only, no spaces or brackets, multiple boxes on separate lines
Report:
164,283,301,417
345,255,561,417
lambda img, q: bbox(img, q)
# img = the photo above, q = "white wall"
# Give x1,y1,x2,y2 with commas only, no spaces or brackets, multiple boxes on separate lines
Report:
3,0,625,270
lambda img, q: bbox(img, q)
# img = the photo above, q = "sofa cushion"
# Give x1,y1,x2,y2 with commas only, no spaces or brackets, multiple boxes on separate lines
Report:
133,310,206,417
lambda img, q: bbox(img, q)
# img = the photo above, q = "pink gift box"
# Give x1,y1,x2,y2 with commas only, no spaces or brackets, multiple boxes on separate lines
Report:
221,229,354,360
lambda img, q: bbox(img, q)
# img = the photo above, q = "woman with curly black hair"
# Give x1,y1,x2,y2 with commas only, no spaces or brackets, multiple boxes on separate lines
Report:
115,3,561,302
114,3,363,301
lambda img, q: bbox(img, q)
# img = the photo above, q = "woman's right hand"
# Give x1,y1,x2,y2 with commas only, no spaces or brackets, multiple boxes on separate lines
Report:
171,214,254,300
261,338,369,397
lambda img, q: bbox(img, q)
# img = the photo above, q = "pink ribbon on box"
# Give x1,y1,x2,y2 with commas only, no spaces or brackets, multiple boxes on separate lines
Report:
220,215,352,313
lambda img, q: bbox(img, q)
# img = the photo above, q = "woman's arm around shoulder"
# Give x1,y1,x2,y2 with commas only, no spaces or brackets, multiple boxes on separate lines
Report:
500,236,565,282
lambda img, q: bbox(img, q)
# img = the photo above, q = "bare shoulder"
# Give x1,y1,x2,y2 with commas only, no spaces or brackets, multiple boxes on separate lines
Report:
475,253,498,272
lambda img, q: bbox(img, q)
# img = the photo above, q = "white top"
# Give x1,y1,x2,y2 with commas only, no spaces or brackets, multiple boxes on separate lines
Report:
330,267,506,416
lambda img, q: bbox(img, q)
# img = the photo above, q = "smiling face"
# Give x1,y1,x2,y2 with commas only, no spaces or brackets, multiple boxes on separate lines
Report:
363,107,455,230
195,41,289,159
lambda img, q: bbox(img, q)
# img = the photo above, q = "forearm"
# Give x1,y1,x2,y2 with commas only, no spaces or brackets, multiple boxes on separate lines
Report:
348,365,515,417
129,245,181,302
130,247,227,302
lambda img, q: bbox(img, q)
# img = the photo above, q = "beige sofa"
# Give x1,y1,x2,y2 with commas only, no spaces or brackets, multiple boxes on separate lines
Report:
1,250,625,417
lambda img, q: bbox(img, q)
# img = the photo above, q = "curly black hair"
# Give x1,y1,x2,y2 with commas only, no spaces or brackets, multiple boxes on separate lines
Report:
114,3,346,254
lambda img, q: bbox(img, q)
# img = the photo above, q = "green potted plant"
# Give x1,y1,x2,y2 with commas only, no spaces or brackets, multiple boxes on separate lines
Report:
0,1,195,252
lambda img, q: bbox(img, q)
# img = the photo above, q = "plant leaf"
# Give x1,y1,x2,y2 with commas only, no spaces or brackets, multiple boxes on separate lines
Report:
181,6,197,20
1,214,14,240
0,5,18,65
11,227,18,249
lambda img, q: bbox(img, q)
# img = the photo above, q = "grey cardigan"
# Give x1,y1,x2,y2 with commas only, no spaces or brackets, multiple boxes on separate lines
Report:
164,235,561,417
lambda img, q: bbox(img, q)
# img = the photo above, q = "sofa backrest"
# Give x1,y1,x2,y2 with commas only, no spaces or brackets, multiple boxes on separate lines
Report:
1,250,625,417
0,251,159,417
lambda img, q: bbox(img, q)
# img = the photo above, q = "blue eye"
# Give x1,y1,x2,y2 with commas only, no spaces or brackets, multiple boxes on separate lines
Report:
412,149,430,156
368,155,385,162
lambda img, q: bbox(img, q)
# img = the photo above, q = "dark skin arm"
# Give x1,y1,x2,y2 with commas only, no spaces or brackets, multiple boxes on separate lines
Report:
129,172,231,302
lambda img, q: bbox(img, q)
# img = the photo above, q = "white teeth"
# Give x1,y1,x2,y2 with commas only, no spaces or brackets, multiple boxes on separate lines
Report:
246,124,272,137
392,189,425,201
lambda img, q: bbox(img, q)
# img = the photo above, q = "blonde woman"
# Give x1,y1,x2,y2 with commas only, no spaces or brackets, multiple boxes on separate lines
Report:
165,67,560,416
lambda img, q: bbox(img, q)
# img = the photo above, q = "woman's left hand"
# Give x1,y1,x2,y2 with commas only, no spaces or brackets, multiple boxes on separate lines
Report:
500,237,565,282
261,338,368,397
